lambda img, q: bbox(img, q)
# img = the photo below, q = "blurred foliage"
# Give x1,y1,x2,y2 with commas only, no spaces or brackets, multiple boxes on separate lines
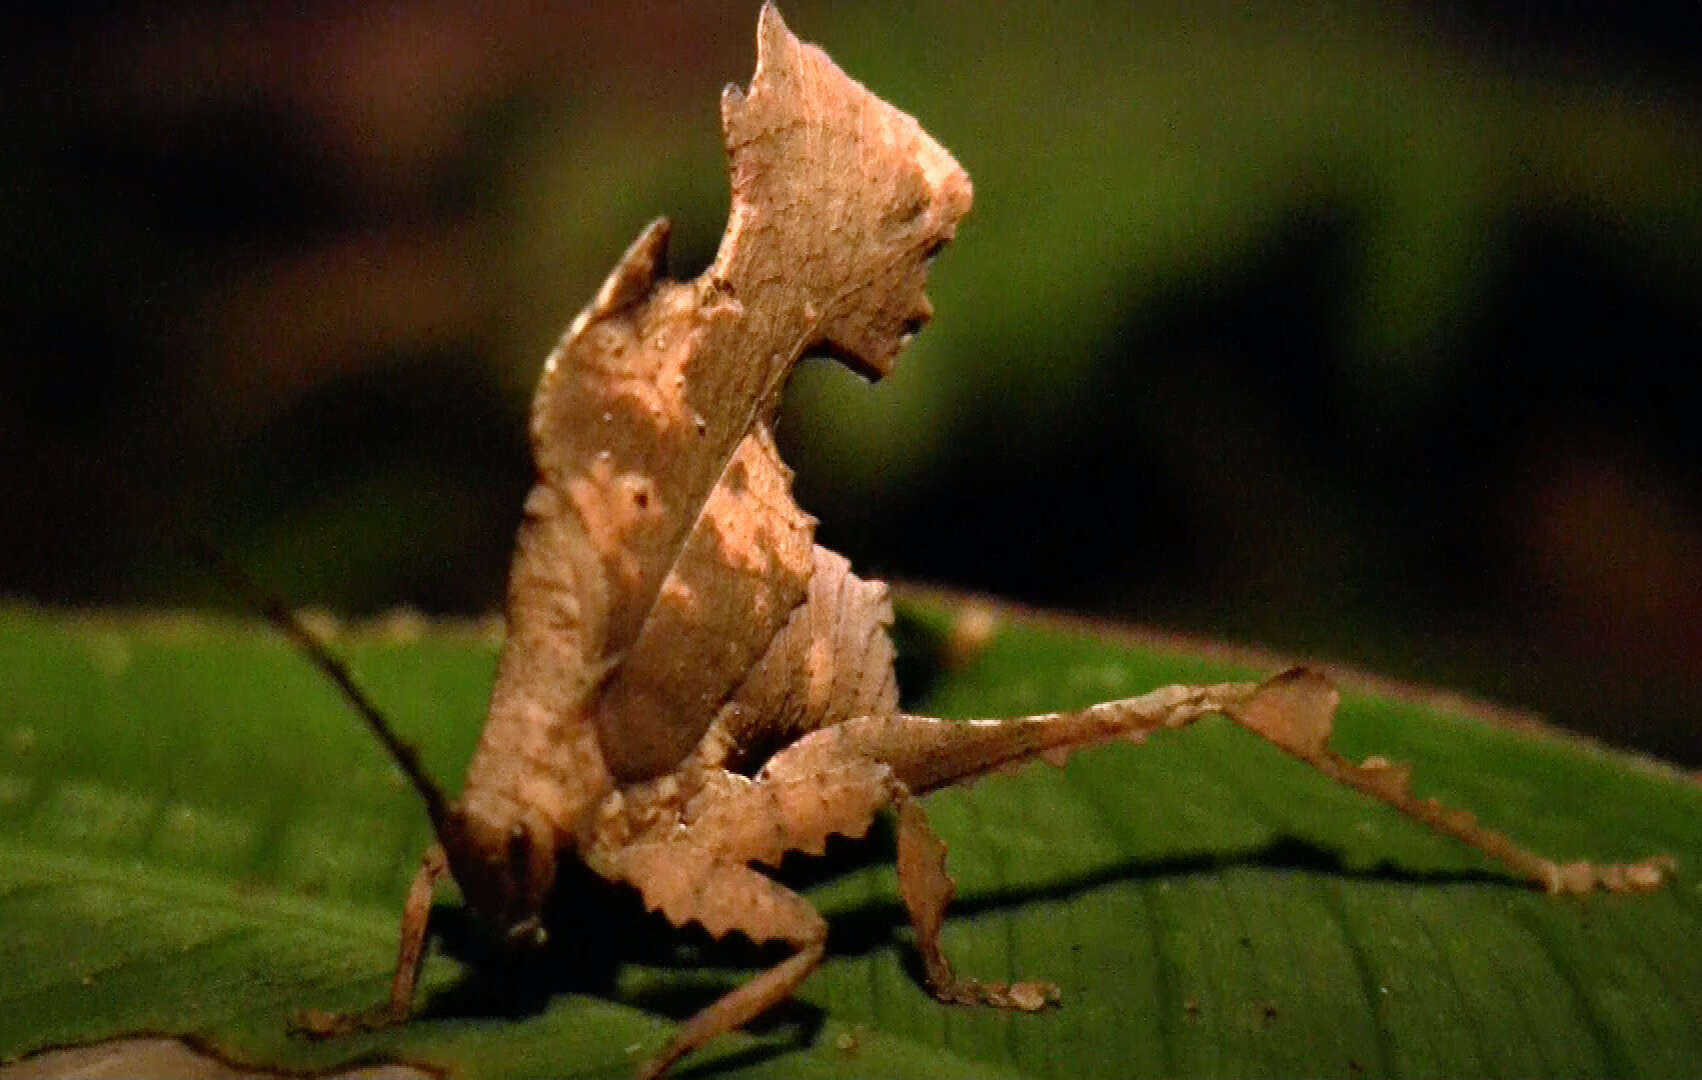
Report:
1,2,1699,760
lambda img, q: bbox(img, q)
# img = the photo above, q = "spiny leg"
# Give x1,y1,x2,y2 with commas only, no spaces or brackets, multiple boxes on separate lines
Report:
293,844,448,1037
782,670,1671,896
586,841,827,1080
649,938,824,1080
750,683,1274,1007
594,759,951,1075
604,668,1673,1074
740,749,1062,1010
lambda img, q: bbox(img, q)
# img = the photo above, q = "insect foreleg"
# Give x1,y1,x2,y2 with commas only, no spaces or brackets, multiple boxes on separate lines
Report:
585,837,828,1080
292,844,448,1038
388,845,450,1019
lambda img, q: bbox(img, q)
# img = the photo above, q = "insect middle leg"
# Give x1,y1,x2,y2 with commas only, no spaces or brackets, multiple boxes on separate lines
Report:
891,794,1060,1010
696,755,1061,1010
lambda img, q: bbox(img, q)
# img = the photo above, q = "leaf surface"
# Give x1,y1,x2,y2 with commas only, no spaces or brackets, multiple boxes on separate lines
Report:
3,601,1698,1078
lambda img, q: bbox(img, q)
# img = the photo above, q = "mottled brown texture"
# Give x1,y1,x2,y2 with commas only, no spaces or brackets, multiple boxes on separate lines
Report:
294,6,1671,1078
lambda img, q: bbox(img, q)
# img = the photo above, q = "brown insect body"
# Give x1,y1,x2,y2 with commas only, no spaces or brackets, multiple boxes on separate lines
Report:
441,0,951,951
291,7,1672,1078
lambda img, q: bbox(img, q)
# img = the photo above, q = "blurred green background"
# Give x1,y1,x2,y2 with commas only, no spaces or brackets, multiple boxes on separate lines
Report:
3,2,1698,762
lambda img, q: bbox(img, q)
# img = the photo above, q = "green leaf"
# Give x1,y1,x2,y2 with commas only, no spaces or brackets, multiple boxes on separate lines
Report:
2,600,1698,1077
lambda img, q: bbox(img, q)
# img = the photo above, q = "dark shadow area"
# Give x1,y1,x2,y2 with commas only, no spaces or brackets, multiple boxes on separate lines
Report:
413,826,1522,1037
417,858,832,1068
888,605,953,712
806,200,1371,651
826,832,1517,978
178,353,529,614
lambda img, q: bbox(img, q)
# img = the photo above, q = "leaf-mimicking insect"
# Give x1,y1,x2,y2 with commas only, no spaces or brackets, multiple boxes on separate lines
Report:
254,6,1674,1077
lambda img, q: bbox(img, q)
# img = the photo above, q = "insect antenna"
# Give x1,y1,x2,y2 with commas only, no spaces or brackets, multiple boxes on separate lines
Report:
186,537,455,837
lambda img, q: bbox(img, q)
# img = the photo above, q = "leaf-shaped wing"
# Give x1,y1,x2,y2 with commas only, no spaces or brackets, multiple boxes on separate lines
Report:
593,424,816,777
472,3,971,798
713,547,901,772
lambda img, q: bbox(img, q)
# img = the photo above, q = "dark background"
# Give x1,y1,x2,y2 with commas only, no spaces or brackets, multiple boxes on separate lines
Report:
4,2,1699,763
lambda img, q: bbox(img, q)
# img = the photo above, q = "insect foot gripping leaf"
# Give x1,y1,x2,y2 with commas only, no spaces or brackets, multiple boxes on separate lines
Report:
284,5,1672,1079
